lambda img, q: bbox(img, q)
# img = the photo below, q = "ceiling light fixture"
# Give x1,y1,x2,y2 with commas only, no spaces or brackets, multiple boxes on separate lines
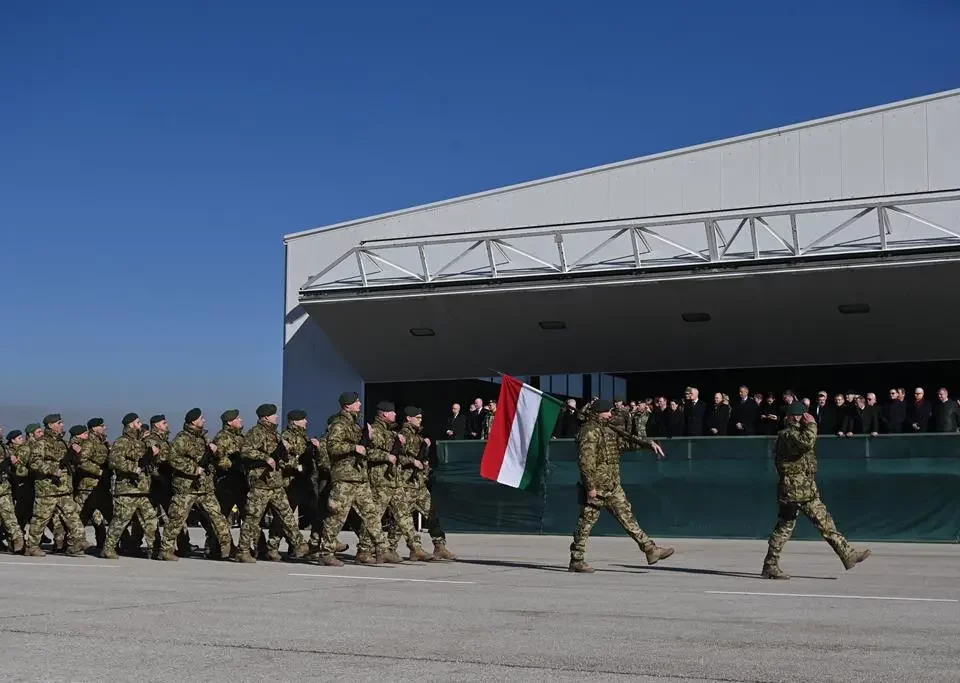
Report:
538,321,566,330
838,303,870,315
409,328,435,337
681,312,711,323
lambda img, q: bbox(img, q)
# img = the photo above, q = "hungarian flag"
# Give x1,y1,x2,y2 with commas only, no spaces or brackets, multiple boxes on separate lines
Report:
480,375,563,489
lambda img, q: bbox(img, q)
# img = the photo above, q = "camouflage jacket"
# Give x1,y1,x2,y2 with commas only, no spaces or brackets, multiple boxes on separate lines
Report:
325,411,367,483
212,426,245,474
481,411,495,440
366,416,401,489
631,411,650,439
0,442,14,495
144,428,172,467
8,442,31,480
398,421,429,489
610,407,631,432
169,424,215,495
76,432,109,490
577,417,651,496
279,423,310,486
110,427,152,496
242,420,287,490
28,429,74,497
774,421,820,503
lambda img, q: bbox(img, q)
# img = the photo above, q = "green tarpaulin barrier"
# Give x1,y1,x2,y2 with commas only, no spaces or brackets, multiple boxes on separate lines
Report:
433,435,960,542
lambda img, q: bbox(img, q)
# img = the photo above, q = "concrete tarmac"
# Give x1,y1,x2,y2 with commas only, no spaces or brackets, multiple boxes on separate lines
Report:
0,530,956,682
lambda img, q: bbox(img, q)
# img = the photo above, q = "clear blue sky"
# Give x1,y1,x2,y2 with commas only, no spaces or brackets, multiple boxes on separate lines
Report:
2,0,957,431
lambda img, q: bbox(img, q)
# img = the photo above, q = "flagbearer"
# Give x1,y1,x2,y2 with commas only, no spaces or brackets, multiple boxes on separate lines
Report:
569,399,674,573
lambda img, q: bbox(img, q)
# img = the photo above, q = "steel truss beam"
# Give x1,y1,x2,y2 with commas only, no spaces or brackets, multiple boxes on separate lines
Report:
300,191,960,296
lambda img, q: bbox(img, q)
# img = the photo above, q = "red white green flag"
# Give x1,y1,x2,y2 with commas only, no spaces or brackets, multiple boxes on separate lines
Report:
480,374,562,489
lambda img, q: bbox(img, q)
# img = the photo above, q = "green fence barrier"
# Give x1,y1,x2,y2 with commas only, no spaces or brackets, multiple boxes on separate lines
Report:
433,435,960,542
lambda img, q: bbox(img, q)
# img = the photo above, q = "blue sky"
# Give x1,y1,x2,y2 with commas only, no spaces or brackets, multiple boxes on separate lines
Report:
1,0,957,432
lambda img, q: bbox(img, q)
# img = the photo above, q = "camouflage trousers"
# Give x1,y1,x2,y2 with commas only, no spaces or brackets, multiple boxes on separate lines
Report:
763,497,853,568
76,487,108,528
104,495,158,553
357,486,421,555
387,486,446,552
238,487,305,556
0,492,23,543
569,485,653,562
27,494,85,551
161,489,233,556
317,481,385,556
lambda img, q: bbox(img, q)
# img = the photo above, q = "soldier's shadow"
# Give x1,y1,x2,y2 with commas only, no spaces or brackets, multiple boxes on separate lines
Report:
614,564,837,580
456,558,649,574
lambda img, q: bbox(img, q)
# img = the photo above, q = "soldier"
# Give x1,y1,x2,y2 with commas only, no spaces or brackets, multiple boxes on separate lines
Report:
51,425,93,552
569,399,674,573
12,425,38,531
235,404,308,562
395,406,456,561
761,402,871,579
23,414,87,557
269,409,319,560
101,413,159,559
77,417,111,551
314,392,388,567
306,415,350,556
157,409,235,561
631,402,650,439
209,409,246,559
0,430,25,553
142,414,191,557
356,402,432,563
481,400,496,440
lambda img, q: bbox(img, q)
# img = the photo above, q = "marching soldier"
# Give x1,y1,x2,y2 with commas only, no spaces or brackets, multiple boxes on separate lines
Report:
762,402,871,579
269,409,318,560
23,414,87,557
357,402,432,563
101,413,159,559
142,415,191,557
235,404,308,563
569,400,673,573
0,430,25,553
76,418,111,550
395,407,456,561
306,415,350,556
210,409,246,559
157,409,235,561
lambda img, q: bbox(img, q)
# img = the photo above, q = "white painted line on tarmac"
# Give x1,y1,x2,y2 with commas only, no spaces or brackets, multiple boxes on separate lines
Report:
289,573,474,585
706,590,957,603
0,561,119,569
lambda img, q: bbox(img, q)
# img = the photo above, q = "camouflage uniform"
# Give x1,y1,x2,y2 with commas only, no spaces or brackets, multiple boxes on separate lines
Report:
50,433,87,551
76,430,111,549
159,424,233,559
631,410,650,439
102,426,158,558
569,415,672,571
210,423,246,557
267,422,313,558
481,410,495,440
236,419,307,561
356,416,426,561
0,440,25,552
393,420,453,559
316,410,386,562
24,428,86,555
142,424,190,556
762,418,869,578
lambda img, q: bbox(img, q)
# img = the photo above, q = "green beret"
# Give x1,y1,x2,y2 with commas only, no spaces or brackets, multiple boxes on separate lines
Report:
593,399,614,413
221,409,240,423
122,413,139,426
376,401,395,413
256,403,277,418
68,425,87,437
26,423,42,434
287,409,307,421
149,414,165,425
185,408,202,423
788,402,807,417
6,430,22,442
404,406,422,418
43,413,61,426
87,417,104,429
338,392,359,407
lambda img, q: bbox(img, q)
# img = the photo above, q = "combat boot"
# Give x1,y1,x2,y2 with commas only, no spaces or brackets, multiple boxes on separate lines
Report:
761,565,790,580
264,549,283,562
23,546,45,557
568,560,595,573
383,549,404,563
100,547,119,559
289,541,310,560
408,547,433,562
159,551,179,562
317,554,344,567
432,541,457,561
335,541,349,553
10,537,24,554
64,545,86,557
234,551,256,563
841,548,871,570
355,551,378,565
644,545,675,565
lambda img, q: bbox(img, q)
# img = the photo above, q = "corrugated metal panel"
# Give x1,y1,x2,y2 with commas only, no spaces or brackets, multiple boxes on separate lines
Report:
840,113,884,198
720,139,760,209
645,156,684,215
799,122,842,202
927,96,960,191
759,132,801,205
882,104,928,194
682,150,722,213
606,164,647,219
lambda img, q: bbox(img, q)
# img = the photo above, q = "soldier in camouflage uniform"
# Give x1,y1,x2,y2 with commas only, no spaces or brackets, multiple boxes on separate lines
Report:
356,402,432,563
75,417,111,550
306,415,351,555
235,404,308,562
101,413,159,559
158,409,235,561
394,406,456,561
14,424,43,531
762,402,871,579
630,402,650,439
264,409,314,560
610,398,630,432
569,400,674,573
0,430,25,553
140,415,191,557
209,409,246,559
481,400,496,440
23,414,87,557
314,392,387,567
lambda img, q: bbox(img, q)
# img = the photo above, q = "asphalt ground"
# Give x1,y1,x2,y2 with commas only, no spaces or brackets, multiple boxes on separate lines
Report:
0,529,956,682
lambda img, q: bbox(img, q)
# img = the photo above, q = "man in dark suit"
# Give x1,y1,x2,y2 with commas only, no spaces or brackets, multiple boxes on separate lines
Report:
444,403,466,440
862,393,881,435
683,387,707,436
465,398,485,440
729,385,758,436
881,388,906,433
705,392,730,436
907,388,932,433
932,388,960,432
